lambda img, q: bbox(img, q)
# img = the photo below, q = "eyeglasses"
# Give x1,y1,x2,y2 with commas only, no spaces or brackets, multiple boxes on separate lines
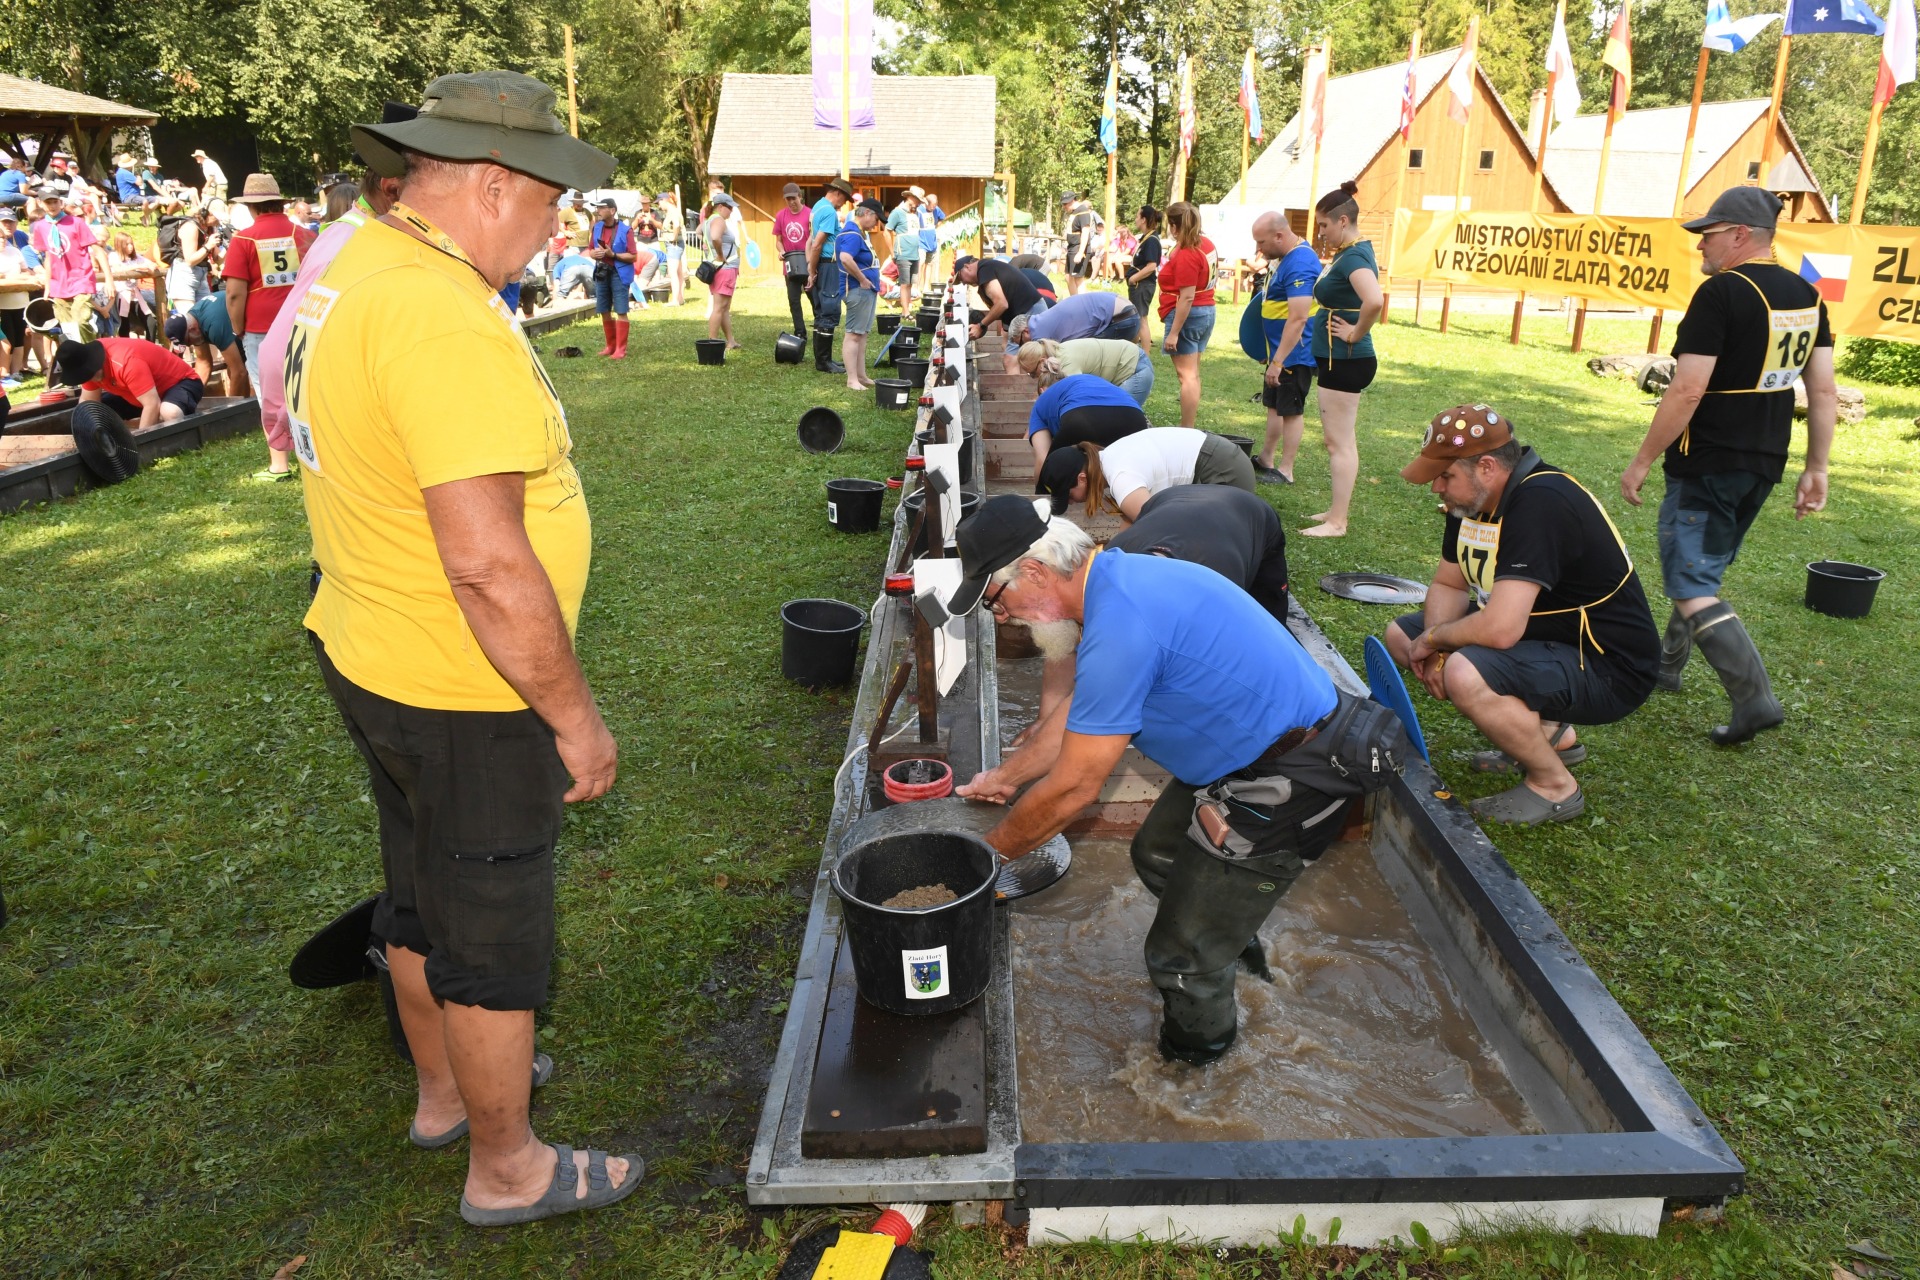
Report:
982,579,1011,615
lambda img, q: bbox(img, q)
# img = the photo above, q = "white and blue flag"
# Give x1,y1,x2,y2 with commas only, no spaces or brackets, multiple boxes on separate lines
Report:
1704,0,1783,51
1785,0,1887,36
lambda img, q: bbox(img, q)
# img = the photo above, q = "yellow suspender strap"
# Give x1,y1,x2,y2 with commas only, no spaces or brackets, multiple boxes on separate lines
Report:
1512,471,1634,669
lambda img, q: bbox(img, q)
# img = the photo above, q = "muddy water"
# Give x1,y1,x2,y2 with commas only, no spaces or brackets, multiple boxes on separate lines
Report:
994,653,1542,1143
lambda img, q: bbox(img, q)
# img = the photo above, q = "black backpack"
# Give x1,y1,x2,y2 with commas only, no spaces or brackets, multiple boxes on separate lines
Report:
155,215,191,265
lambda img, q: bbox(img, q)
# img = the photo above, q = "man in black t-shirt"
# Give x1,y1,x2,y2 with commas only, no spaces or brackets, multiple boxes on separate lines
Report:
1386,405,1659,826
1620,187,1838,746
956,254,1044,339
1062,194,1102,294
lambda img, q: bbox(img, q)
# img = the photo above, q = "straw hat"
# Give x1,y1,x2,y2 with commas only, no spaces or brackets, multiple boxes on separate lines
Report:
231,173,287,205
351,70,614,193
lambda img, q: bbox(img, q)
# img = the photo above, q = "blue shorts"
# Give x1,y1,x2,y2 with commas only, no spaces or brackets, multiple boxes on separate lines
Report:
1097,311,1141,342
1167,303,1216,355
666,243,684,260
1657,471,1774,599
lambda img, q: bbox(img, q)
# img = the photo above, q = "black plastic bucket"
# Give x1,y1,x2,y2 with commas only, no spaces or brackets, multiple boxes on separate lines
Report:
896,356,931,390
832,828,999,1014
774,331,806,364
1221,433,1255,458
877,312,902,335
1805,560,1886,618
695,338,727,365
959,428,979,484
893,325,921,354
780,598,864,689
903,489,981,554
875,378,913,411
797,406,846,454
827,478,886,533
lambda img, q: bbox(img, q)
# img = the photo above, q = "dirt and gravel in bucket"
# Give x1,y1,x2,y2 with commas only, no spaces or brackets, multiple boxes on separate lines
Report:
882,884,960,909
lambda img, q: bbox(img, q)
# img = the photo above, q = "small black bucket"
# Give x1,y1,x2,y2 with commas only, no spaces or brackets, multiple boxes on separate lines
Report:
827,478,886,533
832,827,999,1015
1221,433,1255,459
875,378,913,411
695,338,727,365
893,325,921,355
780,598,865,690
897,357,930,390
798,406,846,454
877,312,902,335
1805,560,1886,618
903,489,981,554
774,332,806,364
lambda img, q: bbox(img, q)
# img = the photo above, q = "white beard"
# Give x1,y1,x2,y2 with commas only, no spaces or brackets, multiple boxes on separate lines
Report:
1025,619,1083,660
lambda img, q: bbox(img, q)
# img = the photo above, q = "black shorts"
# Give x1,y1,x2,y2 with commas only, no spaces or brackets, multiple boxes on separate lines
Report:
1128,278,1157,316
1065,243,1092,278
0,307,24,346
1262,365,1313,416
1316,356,1377,394
1052,402,1150,449
1393,611,1650,726
311,634,569,1011
100,375,204,422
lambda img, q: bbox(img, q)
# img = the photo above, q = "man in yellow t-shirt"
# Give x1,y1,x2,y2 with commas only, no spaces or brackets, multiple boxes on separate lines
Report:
297,71,641,1228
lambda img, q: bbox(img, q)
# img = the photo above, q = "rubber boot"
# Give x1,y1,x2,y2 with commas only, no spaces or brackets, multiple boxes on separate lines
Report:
1690,602,1784,745
610,318,629,360
1656,606,1691,692
1238,938,1272,982
1158,1018,1237,1067
813,325,844,374
597,314,616,357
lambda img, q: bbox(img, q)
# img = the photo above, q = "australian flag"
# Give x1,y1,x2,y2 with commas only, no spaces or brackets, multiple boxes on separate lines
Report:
1786,0,1887,36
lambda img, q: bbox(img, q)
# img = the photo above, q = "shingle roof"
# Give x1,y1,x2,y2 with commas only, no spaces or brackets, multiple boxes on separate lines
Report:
707,73,996,178
0,73,156,123
1543,99,1824,217
1220,48,1567,211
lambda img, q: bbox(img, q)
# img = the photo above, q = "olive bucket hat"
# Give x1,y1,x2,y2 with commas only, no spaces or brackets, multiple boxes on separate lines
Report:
350,70,615,193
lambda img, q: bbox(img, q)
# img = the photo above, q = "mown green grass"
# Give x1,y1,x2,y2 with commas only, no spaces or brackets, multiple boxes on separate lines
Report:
0,282,1914,1278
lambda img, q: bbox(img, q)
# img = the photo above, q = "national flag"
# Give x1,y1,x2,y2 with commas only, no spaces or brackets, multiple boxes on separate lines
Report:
1239,48,1264,142
1177,54,1195,158
1878,0,1917,104
1301,47,1329,148
1544,3,1582,125
1704,0,1783,52
1100,59,1119,154
1603,2,1633,124
1798,250,1852,301
1446,16,1479,126
1397,31,1422,141
1785,0,1885,35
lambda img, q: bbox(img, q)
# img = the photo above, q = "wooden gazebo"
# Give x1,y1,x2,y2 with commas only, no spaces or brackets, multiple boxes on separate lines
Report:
0,73,157,181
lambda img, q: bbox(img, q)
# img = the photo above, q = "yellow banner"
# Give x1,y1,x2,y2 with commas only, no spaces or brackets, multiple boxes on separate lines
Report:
1392,210,1920,342
1392,210,1698,311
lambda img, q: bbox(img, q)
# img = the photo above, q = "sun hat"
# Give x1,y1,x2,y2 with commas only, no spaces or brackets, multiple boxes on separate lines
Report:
1400,404,1517,484
350,70,615,193
825,176,854,198
190,148,208,159
908,184,926,199
53,339,105,386
230,173,288,205
352,102,420,168
946,496,1054,615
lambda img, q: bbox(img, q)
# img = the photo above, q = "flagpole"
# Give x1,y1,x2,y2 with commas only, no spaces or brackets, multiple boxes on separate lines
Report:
1385,27,1421,324
563,24,580,138
1442,18,1476,336
1761,34,1791,178
1169,54,1188,204
1240,45,1250,206
1107,46,1120,235
1309,41,1329,205
1674,47,1709,216
1852,95,1888,223
1576,4,1628,354
841,0,852,181
1517,7,1561,345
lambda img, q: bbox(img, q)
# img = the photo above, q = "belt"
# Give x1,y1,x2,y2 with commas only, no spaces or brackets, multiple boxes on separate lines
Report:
1254,706,1338,765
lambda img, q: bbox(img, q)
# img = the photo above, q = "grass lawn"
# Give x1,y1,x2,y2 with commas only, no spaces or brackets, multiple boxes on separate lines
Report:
1,280,1914,1279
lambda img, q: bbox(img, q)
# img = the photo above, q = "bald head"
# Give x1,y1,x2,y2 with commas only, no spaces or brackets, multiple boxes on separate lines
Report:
1251,210,1298,261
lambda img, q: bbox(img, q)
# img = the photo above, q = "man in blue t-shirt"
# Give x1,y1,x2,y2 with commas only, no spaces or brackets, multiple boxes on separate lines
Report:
0,156,29,210
1251,211,1319,485
834,199,884,390
113,156,146,207
806,177,852,372
946,497,1402,1066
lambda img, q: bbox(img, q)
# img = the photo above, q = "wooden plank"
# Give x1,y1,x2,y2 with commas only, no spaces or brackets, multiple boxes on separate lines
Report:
801,932,988,1160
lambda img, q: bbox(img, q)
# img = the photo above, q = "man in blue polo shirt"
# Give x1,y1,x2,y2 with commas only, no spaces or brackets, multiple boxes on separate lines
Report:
1251,210,1319,485
806,177,852,373
948,497,1405,1066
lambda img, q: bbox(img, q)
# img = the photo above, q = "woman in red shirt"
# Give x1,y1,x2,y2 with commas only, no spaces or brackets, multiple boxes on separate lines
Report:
1156,202,1217,428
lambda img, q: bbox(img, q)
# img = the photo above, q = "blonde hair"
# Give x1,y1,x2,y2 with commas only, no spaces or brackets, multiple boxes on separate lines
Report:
110,231,138,258
1016,340,1066,387
1166,201,1203,251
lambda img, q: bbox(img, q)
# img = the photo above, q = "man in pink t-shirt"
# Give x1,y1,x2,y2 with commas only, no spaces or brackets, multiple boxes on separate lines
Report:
28,187,108,341
772,182,814,338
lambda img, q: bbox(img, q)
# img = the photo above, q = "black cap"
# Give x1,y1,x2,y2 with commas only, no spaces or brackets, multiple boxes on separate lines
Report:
164,314,190,345
1681,186,1784,233
953,254,978,273
53,339,103,386
1036,445,1089,514
858,198,884,218
595,197,617,209
947,495,1051,614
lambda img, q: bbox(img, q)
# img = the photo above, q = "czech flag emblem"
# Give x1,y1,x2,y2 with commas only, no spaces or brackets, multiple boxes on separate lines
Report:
1797,252,1851,303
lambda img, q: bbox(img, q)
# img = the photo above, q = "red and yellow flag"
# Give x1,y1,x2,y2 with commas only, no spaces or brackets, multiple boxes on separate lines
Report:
1603,1,1633,122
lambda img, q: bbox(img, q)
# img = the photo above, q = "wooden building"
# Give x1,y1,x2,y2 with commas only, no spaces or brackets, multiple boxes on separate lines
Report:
1219,48,1571,272
705,73,997,281
1540,98,1833,223
0,73,156,182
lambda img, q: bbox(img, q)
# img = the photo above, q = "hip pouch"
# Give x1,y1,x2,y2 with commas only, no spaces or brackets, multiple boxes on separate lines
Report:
1187,692,1409,864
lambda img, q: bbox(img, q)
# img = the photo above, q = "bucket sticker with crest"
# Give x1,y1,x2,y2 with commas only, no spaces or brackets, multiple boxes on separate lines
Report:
902,945,949,999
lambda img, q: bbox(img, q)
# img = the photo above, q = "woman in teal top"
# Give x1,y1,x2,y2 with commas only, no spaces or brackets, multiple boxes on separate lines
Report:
1303,180,1383,539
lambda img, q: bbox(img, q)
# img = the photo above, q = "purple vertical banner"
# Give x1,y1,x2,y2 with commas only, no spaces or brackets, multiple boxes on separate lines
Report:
812,0,877,130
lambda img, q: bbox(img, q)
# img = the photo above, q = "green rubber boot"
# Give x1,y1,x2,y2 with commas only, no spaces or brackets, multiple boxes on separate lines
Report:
1691,602,1784,745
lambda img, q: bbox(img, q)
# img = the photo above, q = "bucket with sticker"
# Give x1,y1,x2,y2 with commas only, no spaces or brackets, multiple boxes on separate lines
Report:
825,478,886,533
831,822,998,1015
